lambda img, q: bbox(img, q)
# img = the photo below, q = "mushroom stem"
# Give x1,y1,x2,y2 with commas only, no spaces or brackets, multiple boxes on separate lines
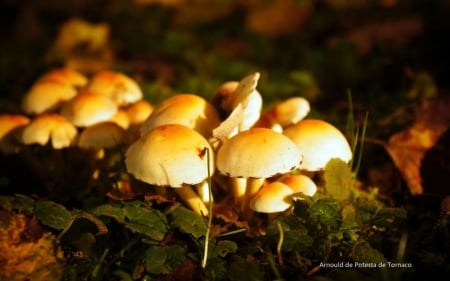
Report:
242,177,264,220
175,184,209,216
230,177,247,205
195,181,214,206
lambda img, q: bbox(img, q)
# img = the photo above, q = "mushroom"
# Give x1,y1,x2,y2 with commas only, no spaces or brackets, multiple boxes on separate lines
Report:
60,91,118,127
36,67,88,88
250,174,317,222
22,80,79,115
279,173,317,197
125,124,214,216
249,181,295,214
21,113,78,149
78,121,126,151
140,94,221,139
125,99,154,125
254,97,310,132
216,127,301,219
0,114,30,154
85,70,143,106
283,119,352,172
211,72,262,134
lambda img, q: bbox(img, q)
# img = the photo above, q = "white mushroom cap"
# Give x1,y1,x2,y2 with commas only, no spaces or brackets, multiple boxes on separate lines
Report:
211,73,263,132
216,127,301,178
21,113,78,149
125,124,214,188
283,119,352,171
140,94,221,138
22,80,78,115
250,181,295,213
60,91,118,127
85,70,143,106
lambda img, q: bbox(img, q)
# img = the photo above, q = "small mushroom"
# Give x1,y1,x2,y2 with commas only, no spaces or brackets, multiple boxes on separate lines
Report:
125,124,214,216
250,181,295,214
254,97,310,132
0,114,30,154
36,67,88,88
22,80,78,115
216,127,301,220
60,91,118,127
140,94,221,139
283,119,352,172
21,113,78,149
85,70,143,106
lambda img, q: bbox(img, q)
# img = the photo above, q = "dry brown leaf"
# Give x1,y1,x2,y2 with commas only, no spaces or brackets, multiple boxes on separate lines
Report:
386,96,450,195
0,210,64,281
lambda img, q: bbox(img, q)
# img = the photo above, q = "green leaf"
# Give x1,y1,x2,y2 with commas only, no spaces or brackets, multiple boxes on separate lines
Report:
0,194,35,215
372,207,407,228
282,228,314,252
208,240,238,259
169,206,206,239
35,201,72,230
145,245,186,275
352,240,387,264
228,256,264,281
310,199,341,229
324,158,352,201
91,201,168,241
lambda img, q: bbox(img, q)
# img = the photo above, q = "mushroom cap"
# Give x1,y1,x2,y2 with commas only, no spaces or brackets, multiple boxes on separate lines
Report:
0,114,31,154
211,79,263,131
78,121,126,149
216,127,301,178
125,124,214,188
60,91,118,127
140,94,221,138
85,70,143,106
279,174,317,197
110,109,130,129
0,114,30,139
21,113,78,149
283,119,352,171
126,100,153,125
22,80,78,115
250,181,294,213
37,68,88,88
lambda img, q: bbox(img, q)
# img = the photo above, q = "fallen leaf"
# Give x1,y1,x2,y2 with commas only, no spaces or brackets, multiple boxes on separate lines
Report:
0,210,64,281
386,96,450,195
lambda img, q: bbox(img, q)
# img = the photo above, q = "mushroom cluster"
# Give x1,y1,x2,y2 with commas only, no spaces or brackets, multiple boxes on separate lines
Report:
0,68,153,197
1,68,353,221
123,72,353,221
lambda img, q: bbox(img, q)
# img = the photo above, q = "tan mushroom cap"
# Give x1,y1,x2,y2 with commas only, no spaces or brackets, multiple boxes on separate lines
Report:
85,70,143,106
60,91,118,127
78,121,126,149
22,80,78,115
0,114,31,153
250,181,295,213
283,119,352,171
279,174,317,197
125,124,214,188
0,114,30,140
140,94,221,138
126,100,153,125
21,113,78,149
255,97,310,130
37,68,88,88
110,109,130,129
